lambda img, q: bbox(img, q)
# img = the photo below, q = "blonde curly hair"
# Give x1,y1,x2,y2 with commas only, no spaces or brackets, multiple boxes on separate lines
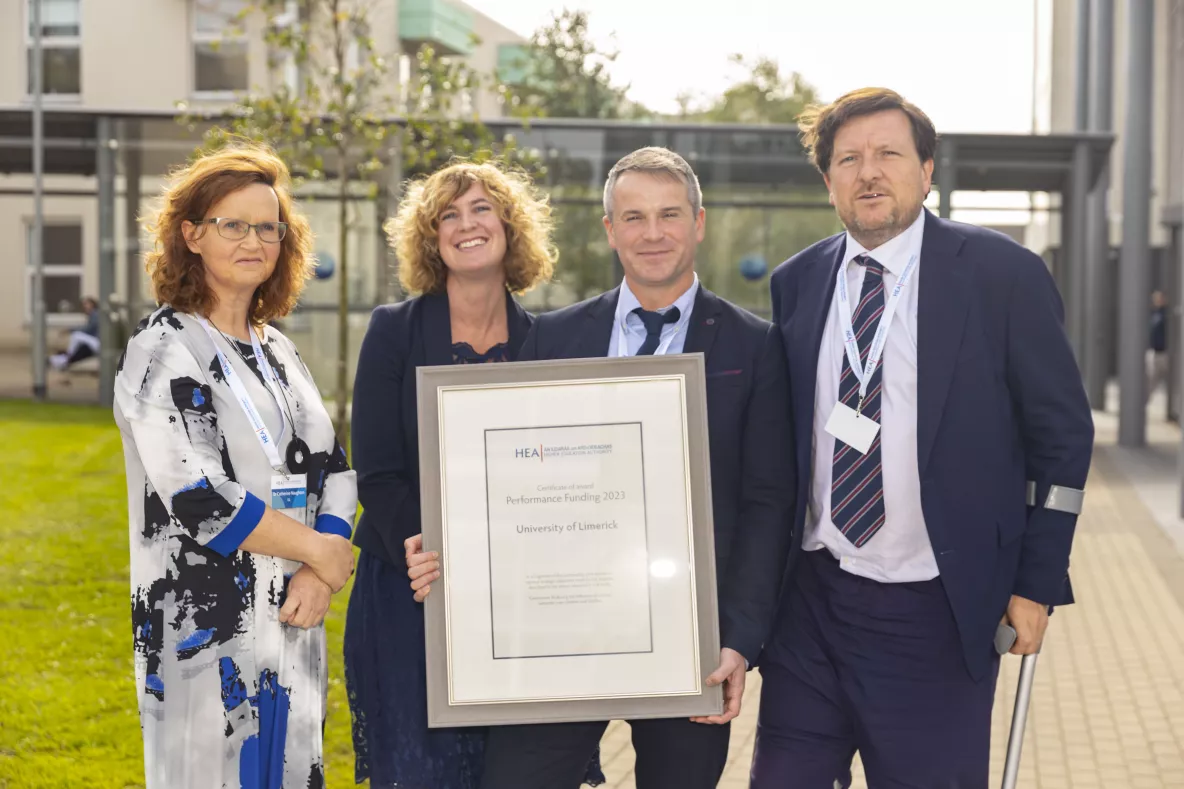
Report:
143,141,314,325
387,160,556,295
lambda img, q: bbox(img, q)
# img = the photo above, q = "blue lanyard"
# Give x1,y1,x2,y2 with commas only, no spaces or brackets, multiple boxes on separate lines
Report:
834,253,918,413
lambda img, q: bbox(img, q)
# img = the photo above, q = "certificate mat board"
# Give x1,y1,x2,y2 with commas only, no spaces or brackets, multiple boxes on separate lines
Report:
417,355,723,727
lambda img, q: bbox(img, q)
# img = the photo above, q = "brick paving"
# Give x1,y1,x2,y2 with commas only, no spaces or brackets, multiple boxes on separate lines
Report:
593,406,1184,788
5,342,1183,788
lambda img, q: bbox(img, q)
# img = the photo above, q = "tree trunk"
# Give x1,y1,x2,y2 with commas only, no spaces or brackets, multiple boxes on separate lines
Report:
334,148,350,450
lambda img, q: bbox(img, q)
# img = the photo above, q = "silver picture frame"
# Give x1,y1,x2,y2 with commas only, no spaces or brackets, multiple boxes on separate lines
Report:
416,353,723,727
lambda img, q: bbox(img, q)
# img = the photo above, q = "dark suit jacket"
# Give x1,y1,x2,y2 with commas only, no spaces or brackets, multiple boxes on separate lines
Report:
768,210,1094,679
351,291,533,566
518,284,796,664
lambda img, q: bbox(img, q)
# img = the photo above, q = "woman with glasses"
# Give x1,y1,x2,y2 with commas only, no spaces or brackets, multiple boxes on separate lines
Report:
114,142,357,788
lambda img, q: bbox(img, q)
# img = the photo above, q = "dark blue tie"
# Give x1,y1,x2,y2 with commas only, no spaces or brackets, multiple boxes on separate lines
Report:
831,255,887,547
633,306,680,355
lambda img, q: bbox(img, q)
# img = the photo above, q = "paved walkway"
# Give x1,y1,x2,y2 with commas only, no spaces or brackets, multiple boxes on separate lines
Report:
5,341,1184,786
593,401,1184,788
0,346,101,403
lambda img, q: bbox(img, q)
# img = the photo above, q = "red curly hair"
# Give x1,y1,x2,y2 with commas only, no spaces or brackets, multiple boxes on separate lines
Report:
143,142,314,325
387,160,556,296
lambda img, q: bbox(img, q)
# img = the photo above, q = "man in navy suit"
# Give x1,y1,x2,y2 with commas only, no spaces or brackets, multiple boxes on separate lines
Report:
750,87,1095,788
471,147,796,789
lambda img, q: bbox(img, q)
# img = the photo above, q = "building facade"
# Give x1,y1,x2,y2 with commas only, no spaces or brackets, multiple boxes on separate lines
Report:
0,0,523,354
1029,0,1184,412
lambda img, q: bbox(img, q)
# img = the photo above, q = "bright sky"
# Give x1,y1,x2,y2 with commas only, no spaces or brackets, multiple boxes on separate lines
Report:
464,0,1046,133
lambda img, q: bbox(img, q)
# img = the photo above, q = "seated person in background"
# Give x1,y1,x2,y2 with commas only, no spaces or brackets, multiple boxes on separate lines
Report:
50,296,100,370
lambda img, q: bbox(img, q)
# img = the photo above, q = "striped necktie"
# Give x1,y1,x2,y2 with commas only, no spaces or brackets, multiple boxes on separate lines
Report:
830,254,887,547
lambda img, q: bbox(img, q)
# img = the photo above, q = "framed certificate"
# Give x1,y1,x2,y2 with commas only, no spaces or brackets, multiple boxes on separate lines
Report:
416,354,723,727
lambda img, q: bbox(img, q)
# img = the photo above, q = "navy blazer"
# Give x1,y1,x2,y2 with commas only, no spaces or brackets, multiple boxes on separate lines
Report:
518,285,796,665
351,291,533,566
768,210,1094,679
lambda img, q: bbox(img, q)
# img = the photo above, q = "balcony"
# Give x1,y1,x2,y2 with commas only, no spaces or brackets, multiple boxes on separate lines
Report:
497,44,531,84
399,0,473,57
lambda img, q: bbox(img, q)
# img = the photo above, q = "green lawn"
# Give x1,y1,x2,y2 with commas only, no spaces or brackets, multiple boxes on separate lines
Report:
0,401,363,788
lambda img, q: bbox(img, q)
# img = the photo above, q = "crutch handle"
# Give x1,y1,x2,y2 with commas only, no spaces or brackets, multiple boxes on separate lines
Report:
1000,652,1039,789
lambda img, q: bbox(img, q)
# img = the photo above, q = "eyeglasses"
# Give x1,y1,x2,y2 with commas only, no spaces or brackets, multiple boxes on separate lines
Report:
193,217,288,244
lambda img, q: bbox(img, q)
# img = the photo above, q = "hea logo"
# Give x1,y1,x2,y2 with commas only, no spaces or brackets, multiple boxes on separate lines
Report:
515,445,544,461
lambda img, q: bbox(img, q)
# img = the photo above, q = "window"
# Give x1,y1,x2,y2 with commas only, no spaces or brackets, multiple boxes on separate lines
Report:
193,0,249,95
26,222,85,324
25,0,81,96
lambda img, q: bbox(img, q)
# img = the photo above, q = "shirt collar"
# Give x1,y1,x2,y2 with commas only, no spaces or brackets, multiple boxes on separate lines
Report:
841,209,926,278
618,272,700,326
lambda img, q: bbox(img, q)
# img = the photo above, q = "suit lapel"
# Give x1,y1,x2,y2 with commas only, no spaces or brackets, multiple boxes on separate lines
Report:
797,235,846,447
505,290,531,360
683,286,723,360
575,287,619,358
916,211,971,474
420,292,453,365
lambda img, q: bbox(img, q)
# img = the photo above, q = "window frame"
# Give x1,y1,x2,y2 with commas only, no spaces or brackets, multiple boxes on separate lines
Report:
191,0,251,99
23,0,82,101
24,218,86,328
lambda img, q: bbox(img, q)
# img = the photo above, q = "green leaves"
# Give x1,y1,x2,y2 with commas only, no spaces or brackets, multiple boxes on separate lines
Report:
677,55,821,125
179,0,536,440
499,9,640,121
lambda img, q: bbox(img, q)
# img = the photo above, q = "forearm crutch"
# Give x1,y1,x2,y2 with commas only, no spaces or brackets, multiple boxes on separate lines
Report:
1000,652,1039,789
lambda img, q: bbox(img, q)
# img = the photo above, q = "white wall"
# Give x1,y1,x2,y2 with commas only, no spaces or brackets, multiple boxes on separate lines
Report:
467,5,524,118
0,1,24,107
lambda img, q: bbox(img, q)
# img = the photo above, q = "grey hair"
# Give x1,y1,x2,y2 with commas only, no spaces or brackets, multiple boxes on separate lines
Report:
602,147,703,220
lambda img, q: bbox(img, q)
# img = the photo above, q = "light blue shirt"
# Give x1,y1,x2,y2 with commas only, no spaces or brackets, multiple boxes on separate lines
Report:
606,274,700,357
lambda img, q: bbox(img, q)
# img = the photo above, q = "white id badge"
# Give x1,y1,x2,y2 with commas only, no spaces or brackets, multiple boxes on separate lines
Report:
271,474,308,521
824,401,880,455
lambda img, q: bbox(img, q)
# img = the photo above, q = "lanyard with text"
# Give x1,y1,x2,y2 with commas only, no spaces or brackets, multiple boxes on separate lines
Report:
197,317,287,471
834,253,919,414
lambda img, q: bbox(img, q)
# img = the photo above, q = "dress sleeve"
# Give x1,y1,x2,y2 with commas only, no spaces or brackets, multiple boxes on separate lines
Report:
115,331,266,556
285,338,358,540
313,440,358,541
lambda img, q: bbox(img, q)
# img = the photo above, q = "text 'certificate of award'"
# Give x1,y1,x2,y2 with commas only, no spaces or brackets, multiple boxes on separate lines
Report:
435,375,702,708
485,423,652,659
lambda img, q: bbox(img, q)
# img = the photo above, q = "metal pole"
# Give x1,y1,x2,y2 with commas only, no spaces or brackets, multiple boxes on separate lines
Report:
1118,0,1155,447
1085,0,1115,407
383,131,404,303
1067,0,1091,364
1179,229,1184,515
938,139,956,220
1000,653,1040,789
97,117,118,407
1075,0,1091,131
1031,0,1039,135
124,119,143,330
1075,0,1089,130
1177,22,1184,517
30,0,46,400
1069,141,1092,362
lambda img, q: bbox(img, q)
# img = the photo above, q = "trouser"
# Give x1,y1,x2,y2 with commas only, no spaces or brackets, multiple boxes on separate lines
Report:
751,549,999,789
481,715,730,789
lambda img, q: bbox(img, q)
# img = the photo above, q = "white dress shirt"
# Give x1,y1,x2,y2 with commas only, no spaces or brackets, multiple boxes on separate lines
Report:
805,210,939,582
607,274,700,357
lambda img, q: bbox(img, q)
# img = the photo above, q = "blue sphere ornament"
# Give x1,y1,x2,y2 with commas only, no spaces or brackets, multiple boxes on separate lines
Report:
739,254,768,281
313,252,335,280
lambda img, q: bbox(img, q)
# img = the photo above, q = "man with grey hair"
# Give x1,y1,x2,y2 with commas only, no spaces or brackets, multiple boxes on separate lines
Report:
470,146,797,788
